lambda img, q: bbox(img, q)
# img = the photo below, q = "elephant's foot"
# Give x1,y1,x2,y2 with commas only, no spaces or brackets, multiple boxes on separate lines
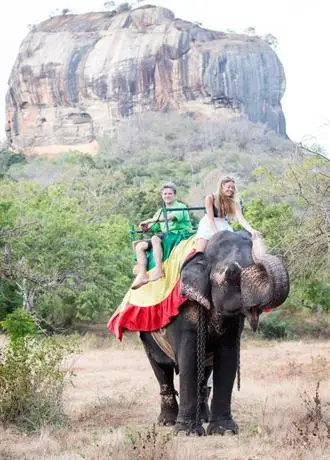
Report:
158,410,177,427
207,417,238,436
174,421,205,436
158,385,178,427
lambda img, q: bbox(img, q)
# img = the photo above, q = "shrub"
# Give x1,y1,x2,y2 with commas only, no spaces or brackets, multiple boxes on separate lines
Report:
258,310,289,339
123,424,173,460
259,303,330,339
291,279,330,312
1,308,39,340
0,150,26,178
288,382,330,452
0,334,74,431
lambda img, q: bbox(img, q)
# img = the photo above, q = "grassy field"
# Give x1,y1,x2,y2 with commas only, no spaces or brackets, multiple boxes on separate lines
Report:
0,333,329,460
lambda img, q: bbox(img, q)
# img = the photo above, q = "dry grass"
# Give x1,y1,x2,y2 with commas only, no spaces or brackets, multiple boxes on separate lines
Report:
0,335,329,459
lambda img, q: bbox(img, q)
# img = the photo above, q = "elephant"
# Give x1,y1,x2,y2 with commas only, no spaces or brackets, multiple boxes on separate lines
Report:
140,230,289,435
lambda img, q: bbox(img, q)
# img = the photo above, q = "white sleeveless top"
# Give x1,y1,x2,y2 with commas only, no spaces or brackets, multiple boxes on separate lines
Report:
196,214,233,240
196,193,234,240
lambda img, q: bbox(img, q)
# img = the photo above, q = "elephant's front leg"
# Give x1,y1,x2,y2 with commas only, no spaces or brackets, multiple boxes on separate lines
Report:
207,319,240,435
175,330,205,436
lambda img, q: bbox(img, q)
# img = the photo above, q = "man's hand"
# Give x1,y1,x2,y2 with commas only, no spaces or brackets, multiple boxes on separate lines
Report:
139,221,150,231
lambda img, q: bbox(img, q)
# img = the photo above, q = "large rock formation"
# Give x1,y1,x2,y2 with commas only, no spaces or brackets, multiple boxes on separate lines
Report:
5,5,286,154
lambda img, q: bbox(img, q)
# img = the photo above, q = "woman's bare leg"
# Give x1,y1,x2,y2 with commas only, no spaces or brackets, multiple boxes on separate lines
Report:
195,237,208,253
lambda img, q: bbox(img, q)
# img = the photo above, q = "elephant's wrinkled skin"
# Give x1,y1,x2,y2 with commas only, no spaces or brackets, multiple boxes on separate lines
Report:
140,231,289,435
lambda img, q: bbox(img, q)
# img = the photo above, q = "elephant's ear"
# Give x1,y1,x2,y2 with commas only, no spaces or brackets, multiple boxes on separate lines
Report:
180,252,211,310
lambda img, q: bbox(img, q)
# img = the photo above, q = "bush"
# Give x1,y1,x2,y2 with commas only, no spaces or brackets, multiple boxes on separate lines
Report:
1,308,39,339
123,424,172,460
0,332,74,431
258,303,330,340
259,310,289,339
290,279,330,312
0,150,26,178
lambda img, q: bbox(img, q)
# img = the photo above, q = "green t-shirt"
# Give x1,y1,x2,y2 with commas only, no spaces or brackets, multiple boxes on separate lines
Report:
151,200,192,234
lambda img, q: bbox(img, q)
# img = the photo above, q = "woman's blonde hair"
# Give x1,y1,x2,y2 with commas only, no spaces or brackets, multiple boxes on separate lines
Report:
214,176,237,218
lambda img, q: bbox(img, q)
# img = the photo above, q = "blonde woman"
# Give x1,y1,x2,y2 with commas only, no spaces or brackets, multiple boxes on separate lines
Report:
196,177,260,252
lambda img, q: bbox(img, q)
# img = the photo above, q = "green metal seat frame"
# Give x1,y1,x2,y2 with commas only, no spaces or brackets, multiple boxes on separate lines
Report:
130,206,206,245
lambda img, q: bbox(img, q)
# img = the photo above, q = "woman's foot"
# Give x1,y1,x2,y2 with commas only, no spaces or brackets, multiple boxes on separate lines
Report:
150,270,164,282
131,274,149,290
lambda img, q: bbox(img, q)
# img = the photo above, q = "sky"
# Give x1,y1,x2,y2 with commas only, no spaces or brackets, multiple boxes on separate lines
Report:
0,0,329,153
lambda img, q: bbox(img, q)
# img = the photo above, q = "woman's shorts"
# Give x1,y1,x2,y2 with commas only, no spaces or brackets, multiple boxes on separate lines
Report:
196,216,233,241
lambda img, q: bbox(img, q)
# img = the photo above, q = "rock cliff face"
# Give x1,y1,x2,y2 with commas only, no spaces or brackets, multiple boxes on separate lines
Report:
5,5,286,154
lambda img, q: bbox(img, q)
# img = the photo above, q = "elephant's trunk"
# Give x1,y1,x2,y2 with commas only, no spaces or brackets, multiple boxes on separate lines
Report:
240,237,290,310
256,253,290,309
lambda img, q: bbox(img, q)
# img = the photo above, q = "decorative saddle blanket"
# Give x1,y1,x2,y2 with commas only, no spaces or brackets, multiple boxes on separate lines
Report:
151,328,213,369
107,235,196,340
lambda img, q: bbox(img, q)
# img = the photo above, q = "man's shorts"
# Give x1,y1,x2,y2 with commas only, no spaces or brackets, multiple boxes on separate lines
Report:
132,233,165,252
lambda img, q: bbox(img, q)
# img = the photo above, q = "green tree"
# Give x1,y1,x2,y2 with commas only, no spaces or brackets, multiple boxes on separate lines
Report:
242,198,293,251
249,151,330,311
0,180,132,325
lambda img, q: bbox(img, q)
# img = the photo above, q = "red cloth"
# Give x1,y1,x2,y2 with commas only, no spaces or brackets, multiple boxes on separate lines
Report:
107,279,188,340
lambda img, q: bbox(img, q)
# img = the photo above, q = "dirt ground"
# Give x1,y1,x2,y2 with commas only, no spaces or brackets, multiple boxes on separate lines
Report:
0,333,329,460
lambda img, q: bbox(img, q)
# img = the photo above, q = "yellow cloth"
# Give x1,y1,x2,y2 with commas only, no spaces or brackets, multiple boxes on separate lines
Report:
116,235,196,312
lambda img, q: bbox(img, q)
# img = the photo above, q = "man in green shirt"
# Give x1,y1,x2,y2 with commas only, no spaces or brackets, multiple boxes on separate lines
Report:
131,182,192,289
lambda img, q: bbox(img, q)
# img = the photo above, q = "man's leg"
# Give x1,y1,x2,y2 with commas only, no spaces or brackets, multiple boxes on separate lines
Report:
131,241,149,289
150,235,164,282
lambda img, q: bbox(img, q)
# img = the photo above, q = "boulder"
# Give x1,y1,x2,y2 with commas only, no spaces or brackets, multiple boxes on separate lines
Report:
5,5,286,154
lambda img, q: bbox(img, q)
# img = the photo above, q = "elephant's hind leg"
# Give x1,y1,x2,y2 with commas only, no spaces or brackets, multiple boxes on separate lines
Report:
159,381,179,426
140,333,178,426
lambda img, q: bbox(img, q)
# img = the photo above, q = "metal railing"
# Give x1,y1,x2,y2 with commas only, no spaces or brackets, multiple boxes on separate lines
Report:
130,206,206,242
